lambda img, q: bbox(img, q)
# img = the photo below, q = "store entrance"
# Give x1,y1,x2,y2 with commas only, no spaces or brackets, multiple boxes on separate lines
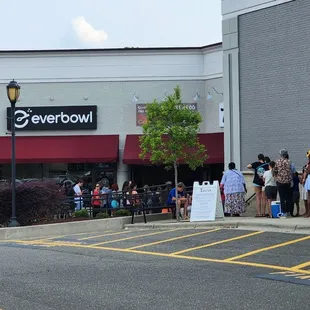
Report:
131,164,224,188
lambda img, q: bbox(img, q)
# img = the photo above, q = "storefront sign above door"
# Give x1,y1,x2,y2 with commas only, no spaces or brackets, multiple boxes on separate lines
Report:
136,103,197,127
7,105,97,131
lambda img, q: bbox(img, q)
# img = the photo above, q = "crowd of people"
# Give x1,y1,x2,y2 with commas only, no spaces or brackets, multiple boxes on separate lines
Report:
68,148,310,220
220,149,310,219
68,179,192,219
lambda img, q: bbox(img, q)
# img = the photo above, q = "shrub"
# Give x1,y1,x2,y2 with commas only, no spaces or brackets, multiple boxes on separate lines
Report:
114,209,131,217
95,212,110,219
73,209,89,218
0,181,64,226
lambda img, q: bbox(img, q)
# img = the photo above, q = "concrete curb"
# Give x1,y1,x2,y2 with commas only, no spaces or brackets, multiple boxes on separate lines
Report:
0,213,171,240
124,219,310,234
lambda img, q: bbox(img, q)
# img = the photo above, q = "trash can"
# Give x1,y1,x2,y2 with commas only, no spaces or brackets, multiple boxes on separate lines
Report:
271,201,283,218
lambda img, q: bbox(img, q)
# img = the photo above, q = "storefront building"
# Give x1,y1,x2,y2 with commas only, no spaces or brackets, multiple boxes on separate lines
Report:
222,0,307,170
0,43,224,188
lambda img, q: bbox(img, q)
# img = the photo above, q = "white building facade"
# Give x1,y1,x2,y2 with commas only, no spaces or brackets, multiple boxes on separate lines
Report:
0,44,224,187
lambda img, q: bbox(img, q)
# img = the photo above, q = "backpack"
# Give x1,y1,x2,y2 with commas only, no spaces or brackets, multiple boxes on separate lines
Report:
111,200,119,208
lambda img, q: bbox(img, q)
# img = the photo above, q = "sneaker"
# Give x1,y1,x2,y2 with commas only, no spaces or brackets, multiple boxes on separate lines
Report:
279,214,287,219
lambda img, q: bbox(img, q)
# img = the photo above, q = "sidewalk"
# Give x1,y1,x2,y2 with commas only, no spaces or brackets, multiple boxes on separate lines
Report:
124,217,310,234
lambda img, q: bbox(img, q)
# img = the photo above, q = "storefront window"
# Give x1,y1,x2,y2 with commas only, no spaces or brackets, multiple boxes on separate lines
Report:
0,162,117,186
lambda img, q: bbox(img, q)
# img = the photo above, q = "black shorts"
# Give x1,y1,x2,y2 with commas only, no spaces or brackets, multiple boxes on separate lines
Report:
265,186,277,200
293,191,300,203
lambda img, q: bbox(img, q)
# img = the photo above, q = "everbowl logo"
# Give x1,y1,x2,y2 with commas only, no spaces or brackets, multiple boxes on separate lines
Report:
14,109,93,129
15,109,31,129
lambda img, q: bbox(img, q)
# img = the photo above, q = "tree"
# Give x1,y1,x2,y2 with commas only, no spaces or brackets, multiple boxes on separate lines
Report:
139,86,208,221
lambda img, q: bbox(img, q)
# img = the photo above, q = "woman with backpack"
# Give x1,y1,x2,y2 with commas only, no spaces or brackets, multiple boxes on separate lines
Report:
247,154,269,217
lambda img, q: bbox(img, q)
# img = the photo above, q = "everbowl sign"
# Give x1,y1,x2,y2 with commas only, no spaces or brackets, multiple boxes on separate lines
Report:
7,105,97,131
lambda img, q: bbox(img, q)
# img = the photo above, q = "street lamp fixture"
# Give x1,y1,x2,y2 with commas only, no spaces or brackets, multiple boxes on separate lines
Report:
7,80,20,227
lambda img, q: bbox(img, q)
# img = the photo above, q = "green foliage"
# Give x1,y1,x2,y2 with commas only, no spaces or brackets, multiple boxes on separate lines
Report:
73,209,89,218
139,85,207,170
114,209,131,217
95,212,110,219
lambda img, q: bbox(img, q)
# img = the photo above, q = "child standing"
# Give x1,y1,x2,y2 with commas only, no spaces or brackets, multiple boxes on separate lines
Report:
292,172,300,217
263,161,277,218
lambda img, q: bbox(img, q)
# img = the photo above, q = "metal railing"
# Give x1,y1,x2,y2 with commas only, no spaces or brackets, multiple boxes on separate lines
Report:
61,183,194,223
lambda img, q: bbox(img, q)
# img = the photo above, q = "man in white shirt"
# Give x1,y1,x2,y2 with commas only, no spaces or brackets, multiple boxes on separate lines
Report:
73,179,84,211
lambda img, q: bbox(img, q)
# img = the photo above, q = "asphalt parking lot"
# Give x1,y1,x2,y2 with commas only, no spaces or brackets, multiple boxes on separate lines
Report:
0,228,309,309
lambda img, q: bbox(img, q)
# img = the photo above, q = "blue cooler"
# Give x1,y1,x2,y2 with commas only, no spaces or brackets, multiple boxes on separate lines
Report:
271,201,283,218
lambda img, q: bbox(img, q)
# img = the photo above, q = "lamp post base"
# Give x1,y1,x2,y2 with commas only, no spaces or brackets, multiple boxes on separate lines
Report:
8,218,20,227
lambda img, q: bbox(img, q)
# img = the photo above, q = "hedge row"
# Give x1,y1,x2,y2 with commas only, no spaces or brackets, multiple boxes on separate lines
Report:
0,181,64,226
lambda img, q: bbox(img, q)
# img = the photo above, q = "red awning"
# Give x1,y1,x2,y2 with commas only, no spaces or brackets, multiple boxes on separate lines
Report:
0,135,119,163
123,133,224,165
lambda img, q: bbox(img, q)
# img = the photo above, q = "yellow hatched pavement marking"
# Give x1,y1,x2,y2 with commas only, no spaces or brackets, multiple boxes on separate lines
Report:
291,260,310,270
32,231,113,242
10,239,310,275
126,228,221,250
91,229,182,246
171,231,263,255
78,230,134,240
225,235,310,261
0,231,112,243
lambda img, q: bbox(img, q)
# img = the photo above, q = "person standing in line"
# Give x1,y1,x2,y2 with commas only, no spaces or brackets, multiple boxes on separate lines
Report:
292,172,300,217
263,161,277,218
73,179,84,211
302,150,310,217
284,153,296,216
274,149,293,218
301,165,309,217
110,183,120,213
247,154,269,217
262,156,271,215
91,183,102,217
220,162,246,217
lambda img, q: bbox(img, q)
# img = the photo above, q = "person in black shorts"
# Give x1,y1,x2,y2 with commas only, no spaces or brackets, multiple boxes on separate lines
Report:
263,161,277,217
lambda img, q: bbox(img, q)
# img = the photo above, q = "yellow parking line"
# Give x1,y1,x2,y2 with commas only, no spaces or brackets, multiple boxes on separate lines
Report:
32,231,113,242
78,230,133,240
12,239,310,275
91,229,181,246
126,228,221,250
171,231,263,255
291,260,310,270
225,235,310,261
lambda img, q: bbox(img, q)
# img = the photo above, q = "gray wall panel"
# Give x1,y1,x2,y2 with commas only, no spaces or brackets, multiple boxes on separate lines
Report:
239,0,310,169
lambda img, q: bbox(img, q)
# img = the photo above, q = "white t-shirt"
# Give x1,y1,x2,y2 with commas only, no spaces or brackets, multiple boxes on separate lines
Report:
73,184,82,201
263,170,277,187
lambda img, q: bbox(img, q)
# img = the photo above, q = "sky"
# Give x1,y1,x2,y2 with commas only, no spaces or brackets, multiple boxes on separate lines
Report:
0,0,222,50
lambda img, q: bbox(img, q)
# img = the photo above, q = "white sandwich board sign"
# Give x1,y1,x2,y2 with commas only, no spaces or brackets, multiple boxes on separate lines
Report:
190,181,224,222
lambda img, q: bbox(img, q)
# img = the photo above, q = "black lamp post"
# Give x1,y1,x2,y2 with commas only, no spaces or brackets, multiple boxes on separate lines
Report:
7,80,20,227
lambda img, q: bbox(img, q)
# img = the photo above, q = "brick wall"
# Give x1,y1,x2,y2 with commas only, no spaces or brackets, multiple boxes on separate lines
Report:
239,0,309,169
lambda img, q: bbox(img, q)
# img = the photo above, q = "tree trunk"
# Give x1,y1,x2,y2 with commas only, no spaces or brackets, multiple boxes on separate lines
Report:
174,161,180,222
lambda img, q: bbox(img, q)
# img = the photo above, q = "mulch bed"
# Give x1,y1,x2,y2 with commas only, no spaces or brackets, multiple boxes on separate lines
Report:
31,217,92,225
